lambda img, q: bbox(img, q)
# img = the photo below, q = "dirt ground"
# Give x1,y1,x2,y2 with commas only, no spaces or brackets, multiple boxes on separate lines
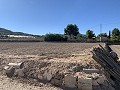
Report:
0,42,118,90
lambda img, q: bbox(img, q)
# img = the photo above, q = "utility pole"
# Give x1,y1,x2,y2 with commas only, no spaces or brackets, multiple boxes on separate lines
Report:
100,24,102,42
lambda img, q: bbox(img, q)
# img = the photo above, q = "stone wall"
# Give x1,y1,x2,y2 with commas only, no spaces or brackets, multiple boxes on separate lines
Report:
4,61,115,90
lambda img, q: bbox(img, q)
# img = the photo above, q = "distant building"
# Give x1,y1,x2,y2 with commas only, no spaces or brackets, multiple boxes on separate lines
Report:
7,35,35,38
96,36,109,42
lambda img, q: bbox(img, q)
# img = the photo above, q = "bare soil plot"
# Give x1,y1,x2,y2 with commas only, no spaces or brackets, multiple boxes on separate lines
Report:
0,42,109,90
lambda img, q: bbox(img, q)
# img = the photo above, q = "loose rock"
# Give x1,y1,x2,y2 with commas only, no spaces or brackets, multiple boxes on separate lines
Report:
6,66,15,77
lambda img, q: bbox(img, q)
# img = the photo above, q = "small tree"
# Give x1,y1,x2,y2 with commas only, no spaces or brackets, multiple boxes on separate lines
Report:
64,24,79,36
112,28,120,37
111,28,120,42
86,30,95,39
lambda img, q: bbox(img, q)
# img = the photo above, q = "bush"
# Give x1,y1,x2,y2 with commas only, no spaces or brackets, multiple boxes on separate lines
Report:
44,34,68,41
111,36,120,42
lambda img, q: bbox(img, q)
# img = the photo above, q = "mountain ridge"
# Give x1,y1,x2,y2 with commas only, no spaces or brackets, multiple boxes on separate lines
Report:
0,28,33,36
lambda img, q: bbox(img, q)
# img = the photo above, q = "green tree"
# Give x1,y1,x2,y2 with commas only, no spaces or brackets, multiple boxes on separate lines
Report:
111,28,120,42
64,24,79,36
98,33,107,37
112,28,120,37
86,30,95,39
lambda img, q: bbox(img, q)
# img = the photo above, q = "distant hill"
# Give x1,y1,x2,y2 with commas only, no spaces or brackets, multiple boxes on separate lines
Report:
0,28,32,36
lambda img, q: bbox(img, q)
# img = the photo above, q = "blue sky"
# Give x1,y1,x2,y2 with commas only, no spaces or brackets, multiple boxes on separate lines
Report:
0,0,120,35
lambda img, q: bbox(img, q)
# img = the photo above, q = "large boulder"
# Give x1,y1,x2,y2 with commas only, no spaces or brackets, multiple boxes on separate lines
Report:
78,76,92,90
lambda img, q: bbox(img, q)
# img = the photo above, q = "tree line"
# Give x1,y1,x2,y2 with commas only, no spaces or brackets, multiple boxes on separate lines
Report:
44,24,120,42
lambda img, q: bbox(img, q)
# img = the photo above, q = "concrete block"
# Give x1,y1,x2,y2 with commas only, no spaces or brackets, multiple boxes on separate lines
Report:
50,78,55,85
43,71,48,80
50,72,63,86
92,79,99,86
64,74,77,88
37,74,43,80
96,75,107,84
16,69,24,77
43,71,53,81
72,66,82,72
4,66,9,70
6,66,15,77
83,69,99,74
8,62,23,69
78,77,92,90
33,73,38,79
50,78,62,86
54,79,62,86
103,80,109,86
46,72,53,81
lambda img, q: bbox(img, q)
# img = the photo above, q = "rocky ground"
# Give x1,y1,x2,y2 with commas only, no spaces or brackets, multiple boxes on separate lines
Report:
0,42,118,90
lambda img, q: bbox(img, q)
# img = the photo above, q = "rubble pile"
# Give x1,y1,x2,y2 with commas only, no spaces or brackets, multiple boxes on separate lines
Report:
2,44,119,90
3,59,115,90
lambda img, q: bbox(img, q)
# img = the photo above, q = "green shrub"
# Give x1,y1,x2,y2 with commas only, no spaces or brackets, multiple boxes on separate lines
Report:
44,34,68,41
111,36,120,42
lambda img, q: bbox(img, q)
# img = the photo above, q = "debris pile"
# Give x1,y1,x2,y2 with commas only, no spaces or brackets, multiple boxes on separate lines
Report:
3,60,114,90
3,44,119,90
